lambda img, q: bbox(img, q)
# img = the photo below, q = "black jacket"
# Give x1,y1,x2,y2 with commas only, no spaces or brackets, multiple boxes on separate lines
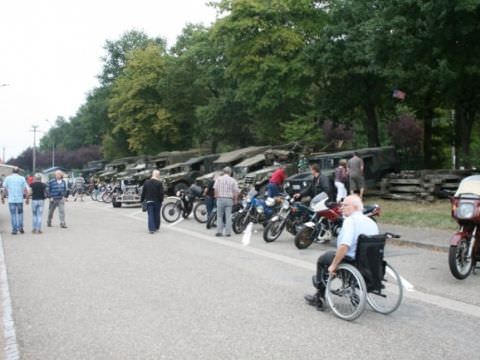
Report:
300,174,333,201
141,179,164,203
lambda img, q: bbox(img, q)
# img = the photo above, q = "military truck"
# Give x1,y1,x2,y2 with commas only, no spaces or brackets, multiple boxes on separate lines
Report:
284,146,399,197
196,146,269,187
81,160,107,179
132,149,205,184
239,149,298,191
97,156,140,182
161,154,219,195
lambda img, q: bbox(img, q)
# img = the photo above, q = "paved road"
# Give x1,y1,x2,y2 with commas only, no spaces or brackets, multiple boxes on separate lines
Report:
0,200,480,359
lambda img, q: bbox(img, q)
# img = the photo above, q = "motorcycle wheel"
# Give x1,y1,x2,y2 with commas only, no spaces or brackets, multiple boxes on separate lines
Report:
448,239,473,280
162,201,182,223
193,202,208,224
263,220,284,243
294,227,314,249
206,212,217,229
233,212,249,234
102,192,113,203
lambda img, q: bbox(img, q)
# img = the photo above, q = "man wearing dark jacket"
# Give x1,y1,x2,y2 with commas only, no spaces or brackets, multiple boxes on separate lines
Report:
295,164,333,201
141,170,164,234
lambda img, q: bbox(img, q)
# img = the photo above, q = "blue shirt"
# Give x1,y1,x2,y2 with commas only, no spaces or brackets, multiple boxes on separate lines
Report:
3,174,29,203
48,179,67,199
337,211,379,259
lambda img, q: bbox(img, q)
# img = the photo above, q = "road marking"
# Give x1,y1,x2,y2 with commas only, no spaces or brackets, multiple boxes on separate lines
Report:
167,217,185,228
0,234,20,360
241,223,253,246
90,202,480,319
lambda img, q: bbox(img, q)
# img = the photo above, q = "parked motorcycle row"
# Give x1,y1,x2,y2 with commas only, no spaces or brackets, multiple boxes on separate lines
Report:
160,185,380,250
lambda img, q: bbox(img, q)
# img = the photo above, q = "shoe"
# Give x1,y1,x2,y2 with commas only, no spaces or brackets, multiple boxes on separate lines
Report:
225,234,231,237
215,233,223,237
38,230,43,234
149,231,155,234
32,230,37,234
60,224,67,228
11,231,17,235
304,293,325,311
47,222,52,227
19,228,24,234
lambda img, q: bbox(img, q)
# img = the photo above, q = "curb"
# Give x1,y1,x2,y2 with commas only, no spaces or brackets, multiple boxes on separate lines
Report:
387,237,449,252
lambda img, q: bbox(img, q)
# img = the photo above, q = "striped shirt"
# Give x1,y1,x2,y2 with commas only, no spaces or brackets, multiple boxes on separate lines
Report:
214,175,239,199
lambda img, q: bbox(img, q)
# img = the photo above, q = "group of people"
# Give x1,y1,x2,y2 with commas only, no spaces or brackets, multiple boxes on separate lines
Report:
1,168,69,234
334,152,365,201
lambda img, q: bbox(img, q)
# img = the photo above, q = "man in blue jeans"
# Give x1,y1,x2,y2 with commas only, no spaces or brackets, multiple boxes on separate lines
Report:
141,170,164,234
1,167,29,235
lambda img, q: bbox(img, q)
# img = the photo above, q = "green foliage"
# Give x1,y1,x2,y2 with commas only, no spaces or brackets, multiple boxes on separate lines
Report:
35,0,480,170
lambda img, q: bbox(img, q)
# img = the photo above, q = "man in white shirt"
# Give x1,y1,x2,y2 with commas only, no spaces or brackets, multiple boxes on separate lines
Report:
304,195,378,311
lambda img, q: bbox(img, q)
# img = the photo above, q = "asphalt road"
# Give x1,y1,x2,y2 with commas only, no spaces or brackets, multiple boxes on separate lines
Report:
1,199,480,359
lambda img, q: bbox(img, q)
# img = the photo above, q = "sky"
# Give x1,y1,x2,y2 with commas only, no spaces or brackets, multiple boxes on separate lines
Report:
0,0,217,161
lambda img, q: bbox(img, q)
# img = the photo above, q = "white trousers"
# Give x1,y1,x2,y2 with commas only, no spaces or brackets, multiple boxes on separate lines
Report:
335,181,347,202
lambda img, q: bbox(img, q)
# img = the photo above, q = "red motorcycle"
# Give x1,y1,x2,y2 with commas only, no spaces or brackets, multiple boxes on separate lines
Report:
449,175,480,279
294,193,380,249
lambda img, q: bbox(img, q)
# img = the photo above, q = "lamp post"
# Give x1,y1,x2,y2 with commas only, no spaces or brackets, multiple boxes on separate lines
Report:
31,125,39,173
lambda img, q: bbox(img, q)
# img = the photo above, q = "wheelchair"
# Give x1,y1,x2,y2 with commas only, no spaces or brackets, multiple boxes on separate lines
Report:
325,233,403,321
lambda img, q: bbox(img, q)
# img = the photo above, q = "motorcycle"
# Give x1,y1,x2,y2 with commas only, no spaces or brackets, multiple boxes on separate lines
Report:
263,195,314,243
205,202,244,229
161,184,203,223
448,175,480,279
294,193,380,249
232,189,277,234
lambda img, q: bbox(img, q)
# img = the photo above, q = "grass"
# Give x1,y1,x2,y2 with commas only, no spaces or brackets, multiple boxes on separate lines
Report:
367,197,457,231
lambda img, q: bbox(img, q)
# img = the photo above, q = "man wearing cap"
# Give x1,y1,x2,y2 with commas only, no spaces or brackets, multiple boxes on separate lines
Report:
1,167,29,235
213,167,239,237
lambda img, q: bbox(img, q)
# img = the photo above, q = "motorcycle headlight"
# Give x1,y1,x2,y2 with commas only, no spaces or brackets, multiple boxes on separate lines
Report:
242,200,248,207
256,205,264,213
282,200,290,210
265,197,275,207
302,181,308,187
456,202,475,219
285,181,290,188
176,191,181,197
185,195,190,201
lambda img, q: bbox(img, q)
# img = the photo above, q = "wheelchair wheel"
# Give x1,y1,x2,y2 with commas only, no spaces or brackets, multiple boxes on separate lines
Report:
325,263,367,321
366,263,403,315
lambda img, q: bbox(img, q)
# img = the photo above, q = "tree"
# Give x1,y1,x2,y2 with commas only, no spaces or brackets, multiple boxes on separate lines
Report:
108,44,180,154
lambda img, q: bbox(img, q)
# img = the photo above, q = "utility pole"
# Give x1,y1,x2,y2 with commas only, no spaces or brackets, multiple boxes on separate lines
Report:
31,125,39,173
2,147,5,163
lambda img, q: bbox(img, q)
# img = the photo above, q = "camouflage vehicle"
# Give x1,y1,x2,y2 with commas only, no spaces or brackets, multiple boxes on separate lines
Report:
161,154,219,195
116,156,149,181
239,149,298,191
81,160,107,179
132,149,204,184
284,146,400,196
196,146,269,187
97,156,139,182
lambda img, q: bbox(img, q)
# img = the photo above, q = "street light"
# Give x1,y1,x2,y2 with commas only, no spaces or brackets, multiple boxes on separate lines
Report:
1,84,10,163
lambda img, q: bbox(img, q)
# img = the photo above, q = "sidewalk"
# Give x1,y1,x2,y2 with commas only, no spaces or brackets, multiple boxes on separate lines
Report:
379,222,452,251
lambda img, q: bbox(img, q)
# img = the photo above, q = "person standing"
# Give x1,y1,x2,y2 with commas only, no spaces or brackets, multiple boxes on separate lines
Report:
204,172,219,219
1,167,29,235
214,167,239,237
334,159,348,202
73,176,86,201
30,173,48,234
47,170,68,228
347,152,365,199
141,170,164,234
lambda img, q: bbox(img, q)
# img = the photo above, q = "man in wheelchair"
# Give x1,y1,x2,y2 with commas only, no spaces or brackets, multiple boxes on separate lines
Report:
304,195,379,311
